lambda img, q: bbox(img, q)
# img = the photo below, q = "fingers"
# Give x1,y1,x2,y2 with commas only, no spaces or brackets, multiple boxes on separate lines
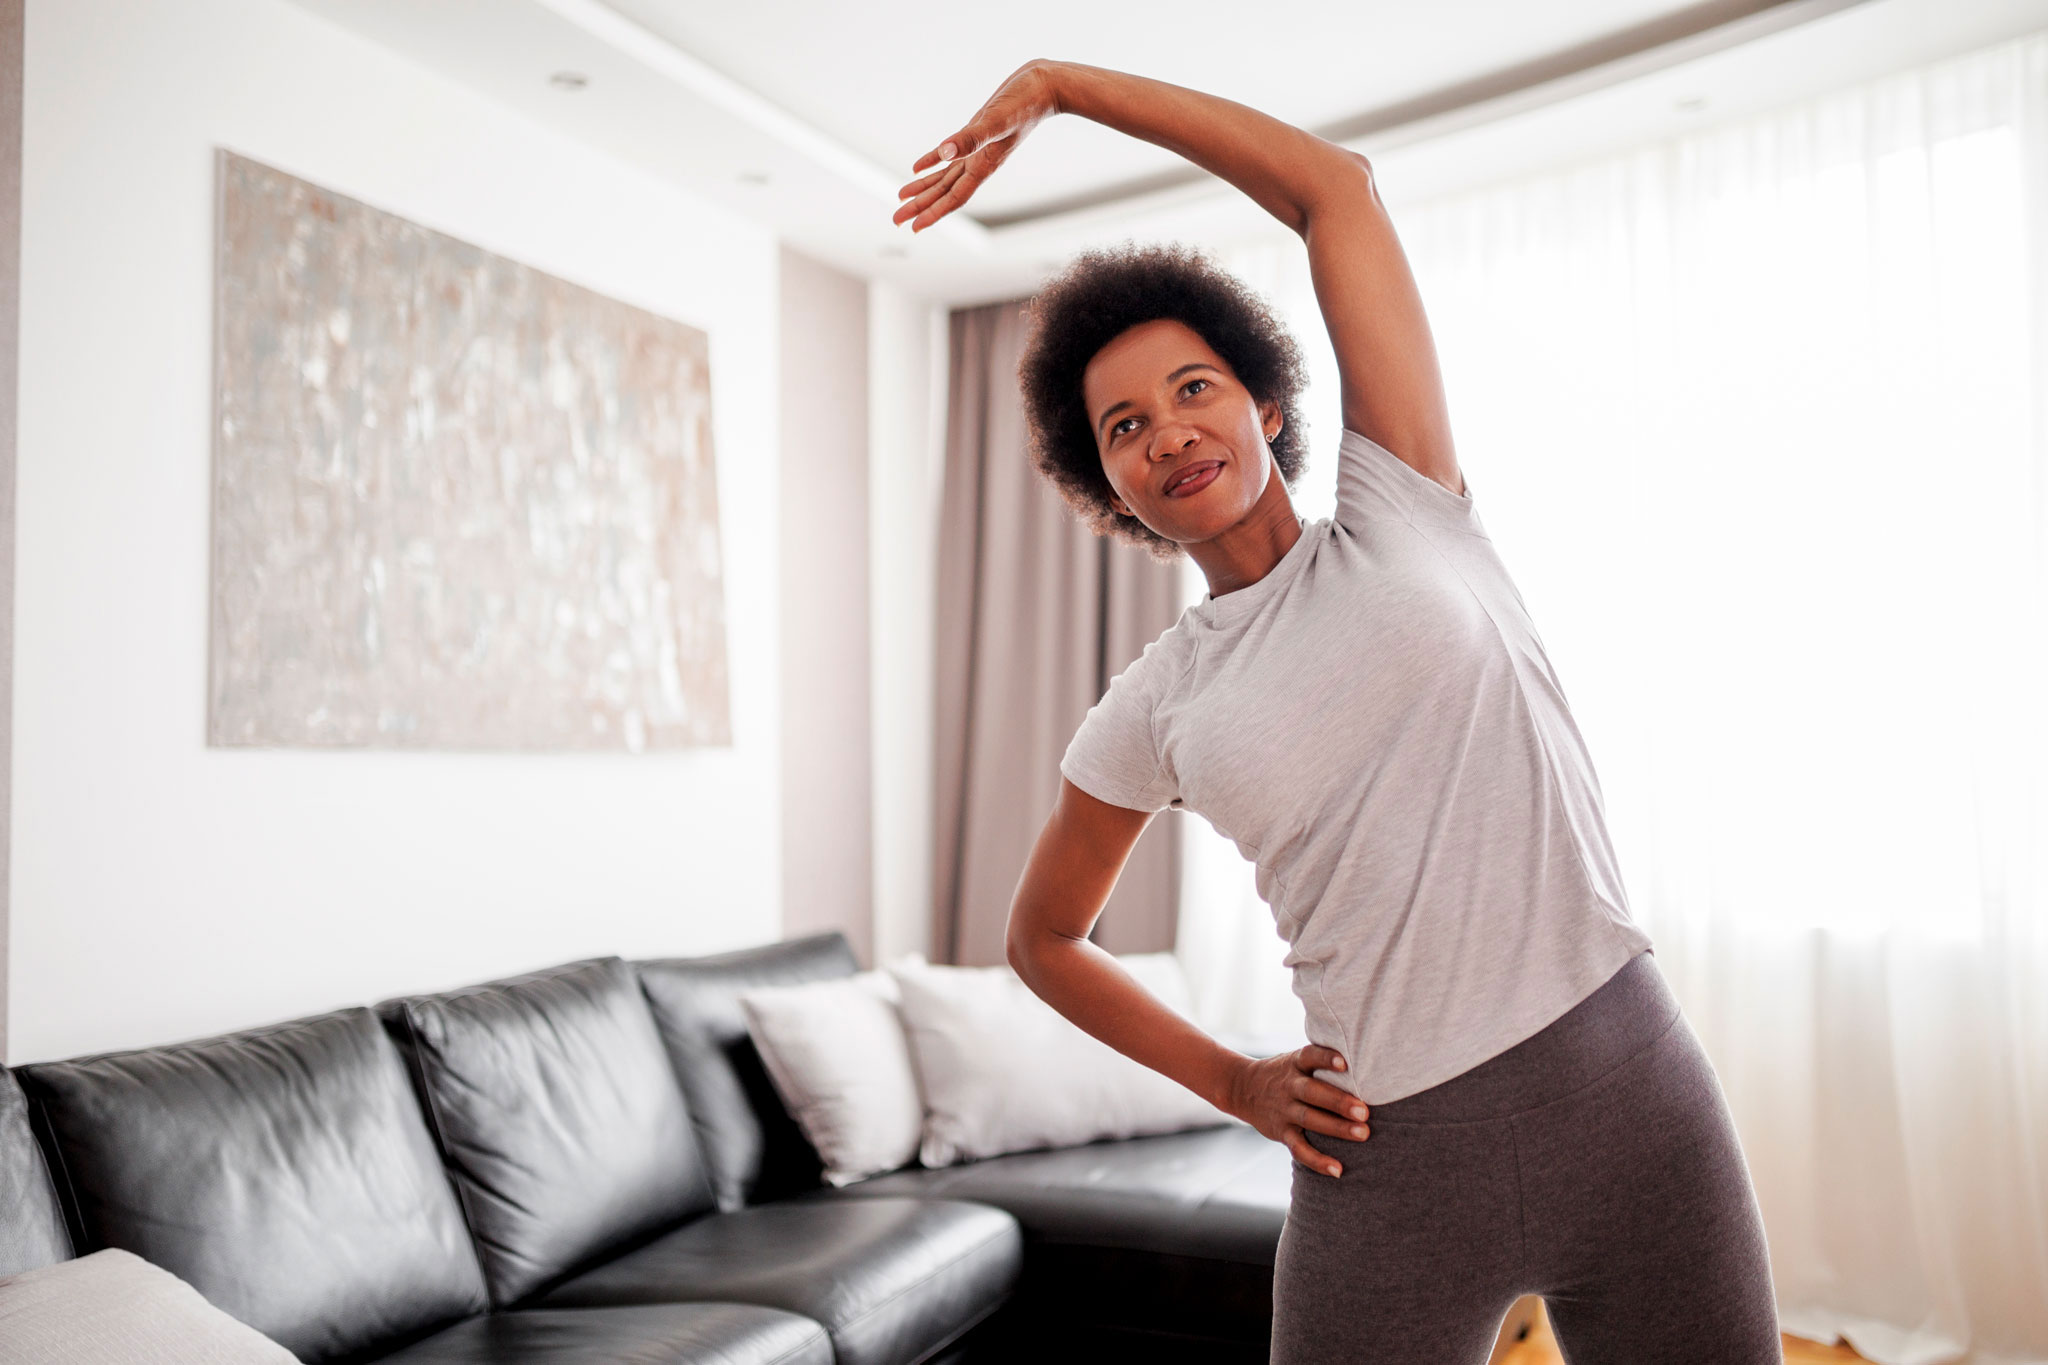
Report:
890,180,941,226
896,166,947,201
901,112,1031,230
899,186,959,232
1289,1097,1371,1142
911,130,972,174
1287,1125,1343,1178
1283,1054,1369,1138
891,164,963,231
1297,1076,1370,1123
897,154,1001,233
1298,1044,1347,1074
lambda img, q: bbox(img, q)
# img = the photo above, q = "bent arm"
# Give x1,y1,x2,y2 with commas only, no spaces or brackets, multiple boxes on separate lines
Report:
1006,777,1249,1113
1048,62,1462,495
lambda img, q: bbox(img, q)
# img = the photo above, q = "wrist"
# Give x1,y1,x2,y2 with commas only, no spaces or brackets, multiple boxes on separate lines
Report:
1205,1046,1253,1118
1038,58,1092,119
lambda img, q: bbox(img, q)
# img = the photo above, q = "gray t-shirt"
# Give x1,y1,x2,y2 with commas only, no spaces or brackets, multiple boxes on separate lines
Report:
1060,428,1653,1104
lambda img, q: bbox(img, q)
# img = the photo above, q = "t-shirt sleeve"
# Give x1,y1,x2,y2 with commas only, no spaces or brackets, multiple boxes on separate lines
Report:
1059,636,1184,814
1334,426,1485,539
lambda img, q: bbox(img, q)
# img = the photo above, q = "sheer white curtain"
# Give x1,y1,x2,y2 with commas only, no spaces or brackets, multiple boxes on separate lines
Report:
1180,28,2048,1363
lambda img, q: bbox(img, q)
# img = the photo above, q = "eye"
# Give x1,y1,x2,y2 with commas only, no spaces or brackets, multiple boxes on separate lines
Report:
1109,379,1211,440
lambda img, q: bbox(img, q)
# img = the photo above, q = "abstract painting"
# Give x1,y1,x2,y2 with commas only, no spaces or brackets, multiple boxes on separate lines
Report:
208,150,732,751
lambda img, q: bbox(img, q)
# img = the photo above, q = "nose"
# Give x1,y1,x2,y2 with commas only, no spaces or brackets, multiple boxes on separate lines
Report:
1148,425,1198,462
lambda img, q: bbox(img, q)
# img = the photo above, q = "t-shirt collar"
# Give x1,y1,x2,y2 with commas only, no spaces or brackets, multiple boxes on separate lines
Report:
1191,517,1316,627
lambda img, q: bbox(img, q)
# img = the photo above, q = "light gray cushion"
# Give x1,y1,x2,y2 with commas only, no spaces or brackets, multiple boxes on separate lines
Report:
889,952,1237,1167
735,955,926,1188
0,1249,299,1363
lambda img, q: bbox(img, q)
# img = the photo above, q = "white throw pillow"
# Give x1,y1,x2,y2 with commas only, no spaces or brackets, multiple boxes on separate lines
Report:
738,953,927,1187
0,1249,300,1363
889,951,1238,1168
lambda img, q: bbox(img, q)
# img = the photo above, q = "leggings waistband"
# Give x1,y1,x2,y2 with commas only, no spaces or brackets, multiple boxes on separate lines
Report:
1368,950,1681,1124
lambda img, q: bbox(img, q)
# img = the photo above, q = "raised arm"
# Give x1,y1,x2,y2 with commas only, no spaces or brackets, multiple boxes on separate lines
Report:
1296,161,1463,497
898,59,1461,497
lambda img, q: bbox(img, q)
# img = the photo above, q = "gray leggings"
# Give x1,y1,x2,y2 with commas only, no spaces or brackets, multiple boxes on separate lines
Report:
1272,950,1781,1364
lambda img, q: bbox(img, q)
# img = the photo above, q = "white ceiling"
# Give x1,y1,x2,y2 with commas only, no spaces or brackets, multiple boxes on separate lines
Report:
596,0,1725,220
287,0,2048,306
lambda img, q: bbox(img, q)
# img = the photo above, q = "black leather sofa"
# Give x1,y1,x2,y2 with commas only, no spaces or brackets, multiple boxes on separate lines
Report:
1,930,1294,1363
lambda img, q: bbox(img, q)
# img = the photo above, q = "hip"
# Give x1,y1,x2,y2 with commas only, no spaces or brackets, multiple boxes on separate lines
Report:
1360,948,1681,1126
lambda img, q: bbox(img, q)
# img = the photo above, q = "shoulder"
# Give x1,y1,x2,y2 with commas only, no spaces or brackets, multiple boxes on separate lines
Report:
1112,619,1199,703
1335,426,1485,538
1339,419,1465,499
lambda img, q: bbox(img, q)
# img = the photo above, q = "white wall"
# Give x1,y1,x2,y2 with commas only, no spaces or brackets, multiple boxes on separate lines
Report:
866,284,946,967
0,0,19,1064
9,0,784,1061
778,246,872,964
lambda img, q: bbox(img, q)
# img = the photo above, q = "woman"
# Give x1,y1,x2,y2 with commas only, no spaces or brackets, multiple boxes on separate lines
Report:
895,60,1781,1364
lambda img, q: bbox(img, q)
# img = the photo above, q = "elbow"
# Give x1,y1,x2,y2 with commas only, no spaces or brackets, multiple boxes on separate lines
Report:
1298,150,1378,235
1004,916,1064,980
1005,935,1048,992
1334,151,1377,201
1003,911,1036,976
1005,921,1054,974
1008,925,1087,985
1326,146,1372,180
1346,151,1380,199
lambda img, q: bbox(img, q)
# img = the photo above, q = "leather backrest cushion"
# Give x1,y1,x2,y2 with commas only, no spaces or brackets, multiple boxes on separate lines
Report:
379,957,713,1306
634,931,859,1212
0,1069,71,1277
18,1008,488,1362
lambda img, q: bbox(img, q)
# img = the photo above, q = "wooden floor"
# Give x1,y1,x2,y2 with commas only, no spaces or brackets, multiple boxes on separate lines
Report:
1497,1300,1871,1364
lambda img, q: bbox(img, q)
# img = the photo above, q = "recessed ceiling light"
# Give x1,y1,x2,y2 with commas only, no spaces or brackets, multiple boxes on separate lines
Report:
549,71,589,91
1675,95,1708,113
737,171,771,186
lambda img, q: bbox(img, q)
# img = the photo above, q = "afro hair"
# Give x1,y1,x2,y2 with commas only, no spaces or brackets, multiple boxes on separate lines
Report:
1016,240,1311,562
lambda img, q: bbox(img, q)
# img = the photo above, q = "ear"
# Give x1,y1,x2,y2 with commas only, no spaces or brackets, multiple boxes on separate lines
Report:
1109,493,1132,519
1260,398,1283,440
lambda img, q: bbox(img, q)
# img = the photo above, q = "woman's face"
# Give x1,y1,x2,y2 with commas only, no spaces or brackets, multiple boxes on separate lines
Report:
1081,318,1282,546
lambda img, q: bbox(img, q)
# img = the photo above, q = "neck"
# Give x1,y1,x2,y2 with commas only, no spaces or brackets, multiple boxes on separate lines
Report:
1191,494,1303,599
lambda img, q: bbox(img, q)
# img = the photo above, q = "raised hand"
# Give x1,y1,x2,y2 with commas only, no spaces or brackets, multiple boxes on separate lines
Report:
1225,1043,1371,1178
895,59,1065,233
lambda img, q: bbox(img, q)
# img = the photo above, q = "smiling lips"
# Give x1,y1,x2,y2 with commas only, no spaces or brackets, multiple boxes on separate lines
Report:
1164,460,1224,497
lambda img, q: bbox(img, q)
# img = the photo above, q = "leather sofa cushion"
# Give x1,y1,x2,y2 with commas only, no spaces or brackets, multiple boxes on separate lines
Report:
797,1121,1289,1262
534,1195,1021,1365
793,1124,1292,1348
635,931,859,1211
380,957,715,1306
376,1303,832,1365
0,1069,70,1278
19,1008,489,1362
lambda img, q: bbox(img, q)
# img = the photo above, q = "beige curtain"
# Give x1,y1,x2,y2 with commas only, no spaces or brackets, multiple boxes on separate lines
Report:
931,298,1183,967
